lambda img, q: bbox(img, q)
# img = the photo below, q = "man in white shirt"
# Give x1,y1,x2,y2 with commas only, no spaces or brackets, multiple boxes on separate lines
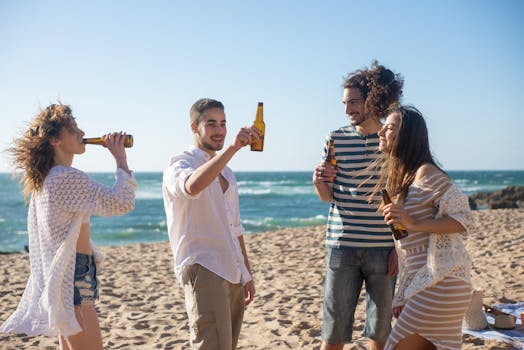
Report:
162,98,259,349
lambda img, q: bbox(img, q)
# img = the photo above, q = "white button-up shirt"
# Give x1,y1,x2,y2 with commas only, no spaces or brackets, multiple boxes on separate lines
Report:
162,145,251,285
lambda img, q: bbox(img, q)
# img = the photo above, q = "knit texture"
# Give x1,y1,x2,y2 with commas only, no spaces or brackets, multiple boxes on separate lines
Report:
0,166,137,336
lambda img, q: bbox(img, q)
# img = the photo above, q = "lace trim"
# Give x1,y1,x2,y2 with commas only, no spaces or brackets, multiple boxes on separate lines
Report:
393,185,475,307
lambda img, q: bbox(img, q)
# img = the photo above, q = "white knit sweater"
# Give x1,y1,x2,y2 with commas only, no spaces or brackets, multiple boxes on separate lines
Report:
0,165,137,337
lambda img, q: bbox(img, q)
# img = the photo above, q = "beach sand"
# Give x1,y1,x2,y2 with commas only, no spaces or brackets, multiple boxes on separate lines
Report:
1,209,523,349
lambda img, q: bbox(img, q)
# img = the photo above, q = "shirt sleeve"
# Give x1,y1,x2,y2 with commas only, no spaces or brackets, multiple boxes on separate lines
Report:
229,174,245,238
436,185,476,235
163,156,201,200
50,167,137,216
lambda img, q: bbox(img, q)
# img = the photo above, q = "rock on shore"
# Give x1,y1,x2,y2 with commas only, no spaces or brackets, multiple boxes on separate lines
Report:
469,186,524,209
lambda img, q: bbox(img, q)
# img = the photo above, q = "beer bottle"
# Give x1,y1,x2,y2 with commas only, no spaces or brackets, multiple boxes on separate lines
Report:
250,102,265,151
382,189,409,240
324,139,337,182
83,134,134,148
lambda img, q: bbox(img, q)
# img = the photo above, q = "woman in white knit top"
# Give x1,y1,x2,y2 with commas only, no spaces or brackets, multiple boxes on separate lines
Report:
0,104,137,350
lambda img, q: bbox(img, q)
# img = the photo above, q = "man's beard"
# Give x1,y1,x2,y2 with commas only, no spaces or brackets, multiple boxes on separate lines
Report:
201,139,223,152
350,112,370,126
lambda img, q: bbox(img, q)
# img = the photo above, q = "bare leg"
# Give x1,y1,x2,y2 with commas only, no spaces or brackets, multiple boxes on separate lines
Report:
394,334,436,350
321,342,345,350
369,339,385,350
62,303,103,350
59,336,71,350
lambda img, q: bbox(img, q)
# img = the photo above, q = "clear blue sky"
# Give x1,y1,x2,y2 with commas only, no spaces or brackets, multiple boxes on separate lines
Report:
1,0,523,172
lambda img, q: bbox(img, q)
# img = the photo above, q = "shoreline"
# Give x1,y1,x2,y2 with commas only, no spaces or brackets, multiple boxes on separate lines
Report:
1,209,523,349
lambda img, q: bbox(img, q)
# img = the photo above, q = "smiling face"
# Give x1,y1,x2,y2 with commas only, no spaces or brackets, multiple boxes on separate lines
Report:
342,87,366,126
192,107,227,155
378,112,401,153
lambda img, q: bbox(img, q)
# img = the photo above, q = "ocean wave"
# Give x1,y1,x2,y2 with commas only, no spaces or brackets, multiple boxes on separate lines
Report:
238,188,272,195
135,189,163,199
136,183,316,197
452,179,470,184
242,217,274,226
237,180,305,187
242,214,326,228
289,214,327,222
238,186,315,195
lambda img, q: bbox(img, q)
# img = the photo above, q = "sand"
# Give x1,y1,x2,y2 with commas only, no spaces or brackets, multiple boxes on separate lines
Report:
1,209,523,349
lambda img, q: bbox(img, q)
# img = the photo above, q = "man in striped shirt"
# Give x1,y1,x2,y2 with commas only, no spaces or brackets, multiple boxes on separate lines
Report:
313,62,403,350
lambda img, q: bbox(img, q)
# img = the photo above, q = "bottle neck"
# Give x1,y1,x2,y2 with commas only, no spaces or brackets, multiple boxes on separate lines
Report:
83,137,106,145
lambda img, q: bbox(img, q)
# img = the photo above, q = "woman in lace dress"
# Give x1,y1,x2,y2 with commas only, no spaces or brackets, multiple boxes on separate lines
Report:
369,105,475,350
1,104,137,350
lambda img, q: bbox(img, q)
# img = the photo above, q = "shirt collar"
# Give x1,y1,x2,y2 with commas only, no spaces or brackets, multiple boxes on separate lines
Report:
188,145,211,161
187,145,232,181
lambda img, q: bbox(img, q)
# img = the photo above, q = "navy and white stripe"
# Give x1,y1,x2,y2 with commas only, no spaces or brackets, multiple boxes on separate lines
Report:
322,125,393,249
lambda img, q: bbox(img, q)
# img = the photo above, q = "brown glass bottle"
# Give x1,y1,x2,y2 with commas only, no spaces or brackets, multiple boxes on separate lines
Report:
250,102,265,151
382,189,409,240
324,139,337,182
83,135,134,148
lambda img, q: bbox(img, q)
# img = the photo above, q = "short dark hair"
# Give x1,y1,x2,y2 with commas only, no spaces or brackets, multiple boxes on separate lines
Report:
343,60,403,120
190,98,224,125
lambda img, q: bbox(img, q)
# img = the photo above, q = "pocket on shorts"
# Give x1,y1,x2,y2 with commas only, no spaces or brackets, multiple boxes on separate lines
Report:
75,261,91,278
328,248,343,268
181,264,200,287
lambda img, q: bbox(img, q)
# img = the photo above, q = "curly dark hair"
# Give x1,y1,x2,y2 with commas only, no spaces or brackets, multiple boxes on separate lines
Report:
7,103,77,201
344,60,404,120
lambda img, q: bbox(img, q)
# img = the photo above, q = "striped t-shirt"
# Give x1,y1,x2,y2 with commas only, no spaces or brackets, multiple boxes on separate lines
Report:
321,125,393,249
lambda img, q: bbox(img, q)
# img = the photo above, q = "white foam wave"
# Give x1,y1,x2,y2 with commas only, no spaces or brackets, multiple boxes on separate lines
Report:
135,190,163,199
238,186,315,195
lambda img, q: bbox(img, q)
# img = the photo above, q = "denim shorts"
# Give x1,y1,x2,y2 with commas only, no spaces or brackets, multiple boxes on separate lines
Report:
73,253,99,306
322,247,395,343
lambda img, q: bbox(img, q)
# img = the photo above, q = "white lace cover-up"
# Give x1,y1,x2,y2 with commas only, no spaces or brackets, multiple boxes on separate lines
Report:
0,166,137,337
385,171,475,350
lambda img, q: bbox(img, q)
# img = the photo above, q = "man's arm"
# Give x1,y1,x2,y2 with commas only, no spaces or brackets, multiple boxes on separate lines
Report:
185,126,260,195
312,163,336,202
238,235,255,305
185,145,240,195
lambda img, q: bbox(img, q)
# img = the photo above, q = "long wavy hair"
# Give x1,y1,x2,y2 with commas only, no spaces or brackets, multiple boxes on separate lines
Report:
369,104,446,204
344,60,404,120
7,103,76,201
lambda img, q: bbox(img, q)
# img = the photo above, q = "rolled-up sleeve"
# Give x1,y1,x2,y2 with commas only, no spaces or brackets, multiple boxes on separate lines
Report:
163,157,201,200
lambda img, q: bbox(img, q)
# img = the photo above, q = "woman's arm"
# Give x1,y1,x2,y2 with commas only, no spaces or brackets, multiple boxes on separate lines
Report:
383,204,466,234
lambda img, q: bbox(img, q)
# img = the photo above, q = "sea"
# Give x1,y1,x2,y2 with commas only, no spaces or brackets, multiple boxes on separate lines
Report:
1,170,523,253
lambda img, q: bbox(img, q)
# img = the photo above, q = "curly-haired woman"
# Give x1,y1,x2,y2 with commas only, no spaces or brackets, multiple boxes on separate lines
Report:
1,103,137,350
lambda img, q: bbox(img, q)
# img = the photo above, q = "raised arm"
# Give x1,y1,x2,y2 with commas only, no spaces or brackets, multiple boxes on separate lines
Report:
51,168,136,216
185,126,260,195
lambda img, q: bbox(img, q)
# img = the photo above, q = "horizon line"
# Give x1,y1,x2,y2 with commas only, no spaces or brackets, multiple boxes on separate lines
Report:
2,169,524,174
